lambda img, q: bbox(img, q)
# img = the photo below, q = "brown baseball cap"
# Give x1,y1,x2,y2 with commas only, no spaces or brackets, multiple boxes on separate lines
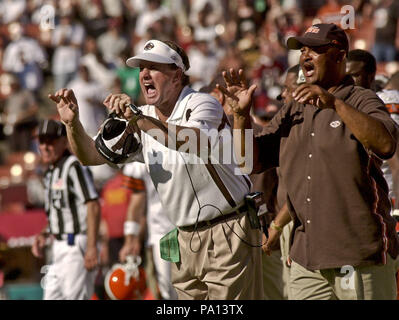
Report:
287,23,348,54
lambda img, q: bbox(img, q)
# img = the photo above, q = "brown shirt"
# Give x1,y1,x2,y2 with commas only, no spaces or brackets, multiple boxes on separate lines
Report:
256,76,399,270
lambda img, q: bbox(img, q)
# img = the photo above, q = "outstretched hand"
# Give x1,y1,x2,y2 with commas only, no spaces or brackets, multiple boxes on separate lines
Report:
217,68,257,118
48,89,79,126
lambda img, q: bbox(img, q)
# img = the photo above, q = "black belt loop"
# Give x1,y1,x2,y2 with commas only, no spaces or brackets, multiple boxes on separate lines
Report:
179,206,247,232
54,232,85,243
54,234,62,241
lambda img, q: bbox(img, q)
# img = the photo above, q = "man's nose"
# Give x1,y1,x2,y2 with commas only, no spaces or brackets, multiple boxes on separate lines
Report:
141,67,150,77
301,46,313,59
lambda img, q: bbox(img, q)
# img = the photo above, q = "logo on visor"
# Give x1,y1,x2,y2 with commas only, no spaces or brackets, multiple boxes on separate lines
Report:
305,26,320,34
144,42,154,51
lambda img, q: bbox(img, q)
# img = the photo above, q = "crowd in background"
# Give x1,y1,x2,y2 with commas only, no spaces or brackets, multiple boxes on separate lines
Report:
0,0,398,161
0,0,398,299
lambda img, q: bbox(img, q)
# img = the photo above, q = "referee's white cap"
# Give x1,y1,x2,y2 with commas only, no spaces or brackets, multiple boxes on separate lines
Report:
126,40,186,72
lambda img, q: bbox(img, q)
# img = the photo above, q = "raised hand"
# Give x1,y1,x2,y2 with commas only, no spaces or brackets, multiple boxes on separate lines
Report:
103,93,134,120
48,89,79,126
217,68,257,118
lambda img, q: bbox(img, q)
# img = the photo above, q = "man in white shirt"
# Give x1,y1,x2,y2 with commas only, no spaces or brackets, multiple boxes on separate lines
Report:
49,39,263,300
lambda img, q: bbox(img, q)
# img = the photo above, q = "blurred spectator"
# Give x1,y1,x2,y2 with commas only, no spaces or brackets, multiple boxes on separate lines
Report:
102,0,123,18
189,0,224,29
350,1,375,51
372,0,399,63
315,0,342,25
2,22,47,97
81,36,117,91
346,49,377,90
251,39,285,114
97,18,128,67
134,0,172,40
235,0,256,34
66,64,108,138
0,0,27,24
115,48,141,103
237,20,258,54
51,11,85,90
190,1,219,43
186,38,220,90
217,46,246,76
76,0,109,38
0,73,38,152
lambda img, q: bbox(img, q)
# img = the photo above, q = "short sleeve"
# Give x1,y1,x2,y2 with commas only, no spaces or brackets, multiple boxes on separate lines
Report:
184,94,225,131
352,89,398,158
122,162,146,192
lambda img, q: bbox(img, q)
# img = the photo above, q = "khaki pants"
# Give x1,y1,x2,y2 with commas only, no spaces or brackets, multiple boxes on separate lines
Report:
262,249,286,300
290,255,398,300
172,213,263,300
280,221,294,299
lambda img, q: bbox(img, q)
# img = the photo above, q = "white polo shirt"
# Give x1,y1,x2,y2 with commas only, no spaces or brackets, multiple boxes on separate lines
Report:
138,86,251,227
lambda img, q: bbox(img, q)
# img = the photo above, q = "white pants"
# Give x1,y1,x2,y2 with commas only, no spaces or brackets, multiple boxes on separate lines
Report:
151,234,177,300
43,235,96,300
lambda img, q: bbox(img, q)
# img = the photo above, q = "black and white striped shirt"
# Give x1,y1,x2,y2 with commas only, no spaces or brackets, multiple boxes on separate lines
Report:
43,152,98,235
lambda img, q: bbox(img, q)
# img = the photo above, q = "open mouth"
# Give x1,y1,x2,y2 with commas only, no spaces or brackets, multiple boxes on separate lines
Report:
302,62,315,77
144,83,156,97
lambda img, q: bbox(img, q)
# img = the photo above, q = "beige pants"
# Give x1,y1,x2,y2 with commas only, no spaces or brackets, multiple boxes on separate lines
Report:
172,213,264,300
290,255,398,300
280,221,294,299
262,249,286,300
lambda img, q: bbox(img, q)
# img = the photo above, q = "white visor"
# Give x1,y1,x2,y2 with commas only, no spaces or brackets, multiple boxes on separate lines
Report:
126,40,186,72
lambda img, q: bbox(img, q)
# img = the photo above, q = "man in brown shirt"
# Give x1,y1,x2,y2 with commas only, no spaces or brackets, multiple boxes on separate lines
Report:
220,23,399,299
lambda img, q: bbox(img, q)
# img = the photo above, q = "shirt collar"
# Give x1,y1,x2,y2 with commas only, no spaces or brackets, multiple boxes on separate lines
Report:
330,75,355,101
166,86,195,123
49,150,71,170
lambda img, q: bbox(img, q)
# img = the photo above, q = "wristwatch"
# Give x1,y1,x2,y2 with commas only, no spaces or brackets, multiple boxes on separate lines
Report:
127,103,142,116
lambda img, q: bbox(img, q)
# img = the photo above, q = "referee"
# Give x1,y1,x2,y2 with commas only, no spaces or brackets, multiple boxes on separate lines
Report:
32,119,100,300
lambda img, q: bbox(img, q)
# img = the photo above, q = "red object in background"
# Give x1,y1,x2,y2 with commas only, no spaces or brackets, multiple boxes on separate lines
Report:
0,210,47,244
101,173,132,239
105,266,146,300
0,185,28,213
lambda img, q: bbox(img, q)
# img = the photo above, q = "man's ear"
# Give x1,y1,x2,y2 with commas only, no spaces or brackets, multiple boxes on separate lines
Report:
173,68,183,83
211,88,224,105
337,50,346,63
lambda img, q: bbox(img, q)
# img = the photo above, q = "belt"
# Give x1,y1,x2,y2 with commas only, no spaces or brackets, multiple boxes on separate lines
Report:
53,233,85,240
179,206,247,232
